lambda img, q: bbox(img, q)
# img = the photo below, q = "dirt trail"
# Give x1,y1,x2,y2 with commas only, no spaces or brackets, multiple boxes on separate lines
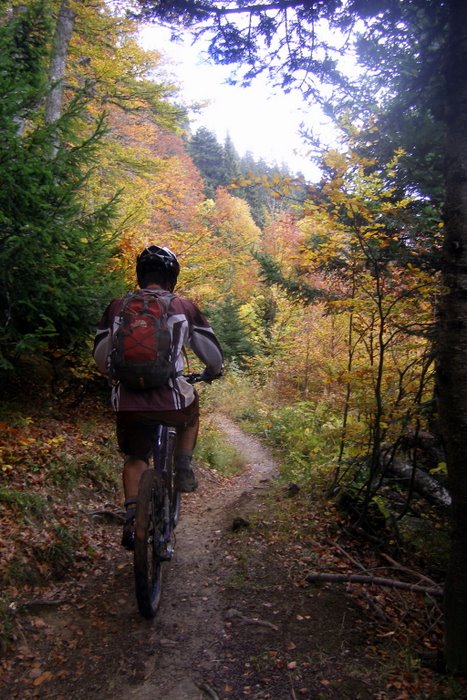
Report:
113,416,279,700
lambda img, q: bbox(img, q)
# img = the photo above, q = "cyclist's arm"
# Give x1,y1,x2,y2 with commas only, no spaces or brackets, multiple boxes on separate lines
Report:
92,300,119,374
93,328,111,374
181,300,224,379
189,325,224,380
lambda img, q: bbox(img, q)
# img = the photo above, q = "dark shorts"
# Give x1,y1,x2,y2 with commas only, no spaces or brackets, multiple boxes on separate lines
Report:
116,392,199,462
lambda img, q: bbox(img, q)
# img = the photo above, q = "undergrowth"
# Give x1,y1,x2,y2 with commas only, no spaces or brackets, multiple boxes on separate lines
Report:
203,372,338,485
0,375,121,653
0,488,48,519
204,370,452,585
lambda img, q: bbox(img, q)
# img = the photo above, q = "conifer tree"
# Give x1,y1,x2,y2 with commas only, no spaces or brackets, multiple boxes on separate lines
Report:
0,1,123,368
222,133,241,184
186,126,226,198
206,295,255,367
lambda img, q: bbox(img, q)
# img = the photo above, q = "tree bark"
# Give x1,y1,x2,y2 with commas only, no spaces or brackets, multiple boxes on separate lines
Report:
437,0,467,675
384,457,451,508
45,0,75,143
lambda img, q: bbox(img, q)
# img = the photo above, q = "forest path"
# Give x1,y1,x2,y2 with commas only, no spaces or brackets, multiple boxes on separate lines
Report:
2,415,389,699
110,415,279,700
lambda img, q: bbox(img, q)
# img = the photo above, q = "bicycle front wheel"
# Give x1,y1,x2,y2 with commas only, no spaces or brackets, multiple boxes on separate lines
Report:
166,427,181,527
134,469,163,619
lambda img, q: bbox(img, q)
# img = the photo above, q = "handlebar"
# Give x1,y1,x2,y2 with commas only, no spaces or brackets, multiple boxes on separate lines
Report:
183,372,205,385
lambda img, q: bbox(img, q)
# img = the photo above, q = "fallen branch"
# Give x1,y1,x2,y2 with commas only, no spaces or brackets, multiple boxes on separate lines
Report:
18,598,72,611
306,572,443,597
357,588,392,622
326,539,368,572
383,457,451,508
197,682,220,700
379,552,439,588
225,607,280,631
321,541,401,620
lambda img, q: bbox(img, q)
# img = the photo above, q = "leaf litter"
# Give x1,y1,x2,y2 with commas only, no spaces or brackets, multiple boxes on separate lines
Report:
0,399,466,699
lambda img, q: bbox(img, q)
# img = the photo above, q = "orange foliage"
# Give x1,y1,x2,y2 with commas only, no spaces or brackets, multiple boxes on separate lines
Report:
206,188,262,301
262,211,305,268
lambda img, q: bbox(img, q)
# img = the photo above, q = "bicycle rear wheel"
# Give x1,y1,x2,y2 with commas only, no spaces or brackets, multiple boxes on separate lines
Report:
166,427,181,527
134,469,163,619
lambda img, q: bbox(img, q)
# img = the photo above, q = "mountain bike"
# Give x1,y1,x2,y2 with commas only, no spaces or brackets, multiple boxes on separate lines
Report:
133,373,202,619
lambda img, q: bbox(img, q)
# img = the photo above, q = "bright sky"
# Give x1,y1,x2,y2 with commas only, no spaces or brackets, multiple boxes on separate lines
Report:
139,25,332,181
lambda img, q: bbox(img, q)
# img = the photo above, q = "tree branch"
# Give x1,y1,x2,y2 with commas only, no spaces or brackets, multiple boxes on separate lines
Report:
306,572,443,597
211,1,303,16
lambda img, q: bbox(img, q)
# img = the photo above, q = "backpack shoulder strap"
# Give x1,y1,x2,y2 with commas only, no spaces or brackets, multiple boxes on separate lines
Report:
150,291,175,312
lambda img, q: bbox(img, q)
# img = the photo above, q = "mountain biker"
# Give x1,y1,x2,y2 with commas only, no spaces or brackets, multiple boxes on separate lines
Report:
93,245,223,549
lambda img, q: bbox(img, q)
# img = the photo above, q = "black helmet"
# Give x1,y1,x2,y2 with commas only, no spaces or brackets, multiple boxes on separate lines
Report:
136,245,180,289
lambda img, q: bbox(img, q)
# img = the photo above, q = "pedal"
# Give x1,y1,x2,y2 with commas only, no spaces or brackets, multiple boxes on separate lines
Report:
157,542,174,561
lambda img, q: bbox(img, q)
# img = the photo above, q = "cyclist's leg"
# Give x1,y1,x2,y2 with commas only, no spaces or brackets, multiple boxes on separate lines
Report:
173,393,200,492
116,413,153,549
174,405,199,451
123,456,149,502
139,395,200,492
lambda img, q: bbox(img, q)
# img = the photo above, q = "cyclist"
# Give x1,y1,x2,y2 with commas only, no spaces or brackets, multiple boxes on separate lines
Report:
93,245,223,549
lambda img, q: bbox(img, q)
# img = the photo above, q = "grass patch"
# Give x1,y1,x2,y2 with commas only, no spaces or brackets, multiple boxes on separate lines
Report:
47,449,118,491
202,372,265,426
196,419,246,477
4,557,46,587
0,487,48,519
3,521,84,588
0,598,16,654
33,524,80,579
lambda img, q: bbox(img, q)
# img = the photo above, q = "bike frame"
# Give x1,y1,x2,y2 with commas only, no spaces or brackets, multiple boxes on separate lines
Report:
152,423,178,559
133,373,201,618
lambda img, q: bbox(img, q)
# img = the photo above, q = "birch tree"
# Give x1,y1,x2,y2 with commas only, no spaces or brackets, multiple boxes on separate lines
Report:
45,0,75,129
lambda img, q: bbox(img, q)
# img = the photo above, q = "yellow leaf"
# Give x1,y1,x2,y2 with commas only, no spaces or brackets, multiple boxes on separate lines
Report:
33,671,53,686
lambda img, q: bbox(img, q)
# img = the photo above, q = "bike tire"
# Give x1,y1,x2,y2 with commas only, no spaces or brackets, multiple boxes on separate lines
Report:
172,485,181,528
134,469,163,619
167,428,181,527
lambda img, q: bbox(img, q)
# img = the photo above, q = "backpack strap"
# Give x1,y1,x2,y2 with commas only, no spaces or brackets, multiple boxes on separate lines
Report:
182,346,190,374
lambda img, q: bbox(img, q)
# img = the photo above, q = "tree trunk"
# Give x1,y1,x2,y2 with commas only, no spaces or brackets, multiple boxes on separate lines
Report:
385,458,451,509
45,0,75,149
437,0,467,674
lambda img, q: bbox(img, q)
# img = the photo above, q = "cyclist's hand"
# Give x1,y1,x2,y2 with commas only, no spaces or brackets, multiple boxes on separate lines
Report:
184,370,221,384
201,368,223,383
184,372,203,384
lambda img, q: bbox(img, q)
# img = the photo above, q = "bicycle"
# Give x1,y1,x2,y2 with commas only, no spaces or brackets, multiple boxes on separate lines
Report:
133,373,203,619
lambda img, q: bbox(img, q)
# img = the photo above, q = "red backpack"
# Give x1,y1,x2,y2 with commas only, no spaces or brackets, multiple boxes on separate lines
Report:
109,290,175,390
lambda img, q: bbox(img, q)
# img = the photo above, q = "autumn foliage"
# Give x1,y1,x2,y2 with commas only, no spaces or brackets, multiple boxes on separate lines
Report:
0,0,461,688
